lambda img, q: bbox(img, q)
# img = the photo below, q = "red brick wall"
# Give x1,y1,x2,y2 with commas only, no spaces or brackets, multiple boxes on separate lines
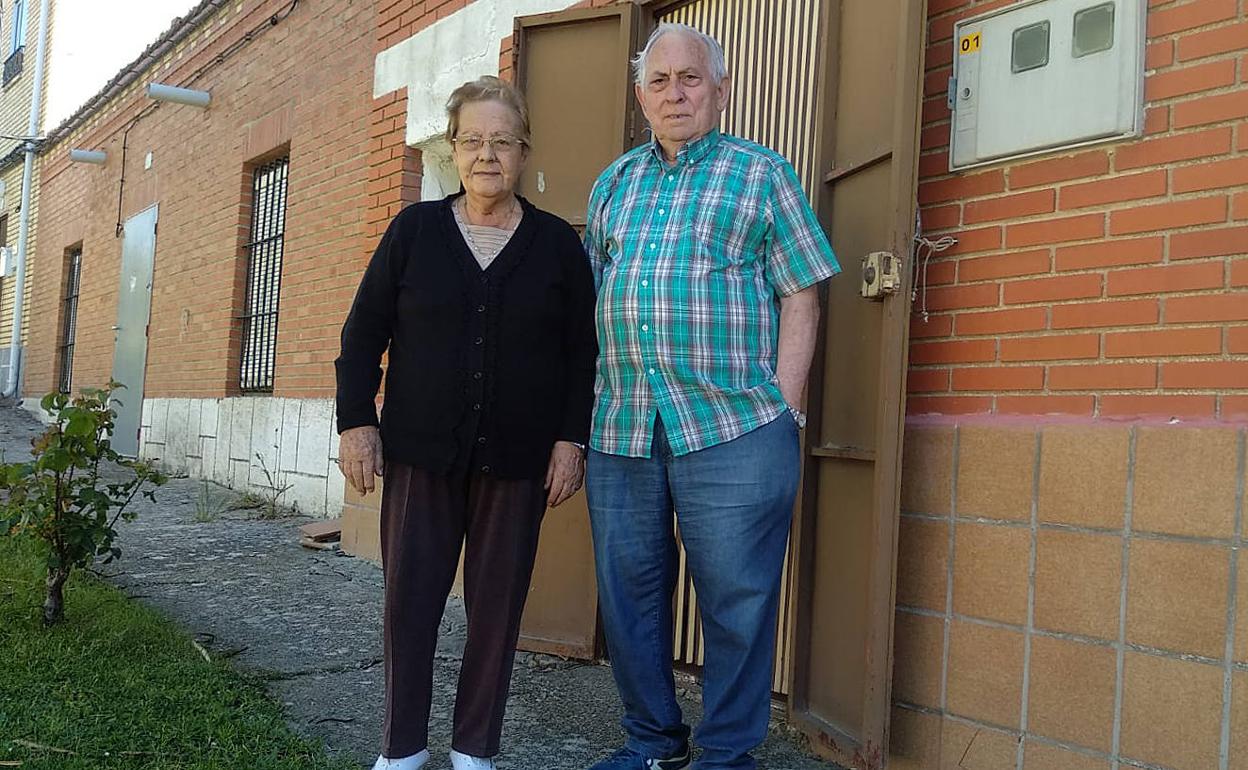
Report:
29,0,374,400
911,0,1248,421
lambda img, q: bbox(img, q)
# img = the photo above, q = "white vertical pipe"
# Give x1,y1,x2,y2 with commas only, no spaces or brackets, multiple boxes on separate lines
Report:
4,0,52,399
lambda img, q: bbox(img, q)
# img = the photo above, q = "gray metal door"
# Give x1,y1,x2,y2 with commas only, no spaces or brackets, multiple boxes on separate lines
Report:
110,205,158,456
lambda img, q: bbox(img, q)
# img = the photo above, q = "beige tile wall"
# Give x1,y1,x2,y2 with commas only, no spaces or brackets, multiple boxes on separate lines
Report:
892,421,1247,769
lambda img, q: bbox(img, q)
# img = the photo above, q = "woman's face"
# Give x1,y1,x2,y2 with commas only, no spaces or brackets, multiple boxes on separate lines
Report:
452,100,528,203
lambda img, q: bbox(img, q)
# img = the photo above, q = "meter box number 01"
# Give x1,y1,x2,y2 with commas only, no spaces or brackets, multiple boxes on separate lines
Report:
949,0,1146,171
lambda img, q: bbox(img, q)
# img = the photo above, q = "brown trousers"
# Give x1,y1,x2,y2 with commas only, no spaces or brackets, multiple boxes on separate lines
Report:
380,462,546,758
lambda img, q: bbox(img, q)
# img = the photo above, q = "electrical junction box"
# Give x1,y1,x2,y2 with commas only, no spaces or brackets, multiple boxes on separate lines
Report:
0,247,14,277
949,0,1145,170
861,251,902,300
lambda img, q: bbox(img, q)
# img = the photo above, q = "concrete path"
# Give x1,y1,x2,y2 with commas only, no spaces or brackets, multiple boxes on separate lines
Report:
0,405,837,770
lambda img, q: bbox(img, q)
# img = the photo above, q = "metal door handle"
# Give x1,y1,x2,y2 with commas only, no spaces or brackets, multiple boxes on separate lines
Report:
111,325,121,330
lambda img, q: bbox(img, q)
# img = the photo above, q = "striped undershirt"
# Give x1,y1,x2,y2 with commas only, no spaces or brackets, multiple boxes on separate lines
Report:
452,200,517,269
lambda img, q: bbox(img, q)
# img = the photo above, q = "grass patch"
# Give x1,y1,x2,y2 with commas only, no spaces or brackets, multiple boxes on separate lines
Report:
0,538,357,769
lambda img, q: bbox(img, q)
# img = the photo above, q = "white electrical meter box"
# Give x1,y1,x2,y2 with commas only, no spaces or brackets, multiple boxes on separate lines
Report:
950,0,1145,170
0,247,14,277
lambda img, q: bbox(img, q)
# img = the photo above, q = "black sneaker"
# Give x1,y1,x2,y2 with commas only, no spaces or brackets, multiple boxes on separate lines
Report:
586,745,692,770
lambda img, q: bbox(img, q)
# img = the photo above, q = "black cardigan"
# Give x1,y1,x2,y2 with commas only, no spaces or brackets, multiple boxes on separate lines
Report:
335,194,597,479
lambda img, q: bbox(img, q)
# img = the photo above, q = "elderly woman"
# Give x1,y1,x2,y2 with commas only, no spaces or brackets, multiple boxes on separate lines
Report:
334,76,597,770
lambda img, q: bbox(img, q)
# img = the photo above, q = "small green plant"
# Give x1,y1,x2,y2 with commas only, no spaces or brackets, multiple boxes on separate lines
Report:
0,382,167,625
193,479,231,523
250,451,293,520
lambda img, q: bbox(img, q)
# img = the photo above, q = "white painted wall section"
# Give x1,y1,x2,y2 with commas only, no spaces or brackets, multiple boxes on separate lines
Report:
139,397,344,518
372,0,577,148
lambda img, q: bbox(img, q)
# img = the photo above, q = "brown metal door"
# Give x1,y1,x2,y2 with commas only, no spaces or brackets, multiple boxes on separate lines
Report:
786,1,926,768
512,4,640,659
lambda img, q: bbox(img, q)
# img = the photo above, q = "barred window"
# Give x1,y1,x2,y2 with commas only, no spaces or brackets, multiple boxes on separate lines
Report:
58,248,82,394
239,157,289,393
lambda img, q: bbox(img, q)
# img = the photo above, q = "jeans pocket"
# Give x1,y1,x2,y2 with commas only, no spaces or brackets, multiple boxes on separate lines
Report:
779,407,800,431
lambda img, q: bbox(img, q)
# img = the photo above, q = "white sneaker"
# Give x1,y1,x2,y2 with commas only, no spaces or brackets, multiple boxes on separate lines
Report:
450,749,497,770
372,749,430,770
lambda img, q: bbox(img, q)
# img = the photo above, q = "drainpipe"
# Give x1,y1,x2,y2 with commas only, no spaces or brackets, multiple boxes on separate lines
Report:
2,0,51,400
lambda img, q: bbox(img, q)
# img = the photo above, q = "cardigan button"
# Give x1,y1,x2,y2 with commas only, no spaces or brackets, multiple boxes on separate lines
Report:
474,336,484,345
481,465,491,473
472,403,481,411
473,371,483,380
477,304,486,313
477,436,486,444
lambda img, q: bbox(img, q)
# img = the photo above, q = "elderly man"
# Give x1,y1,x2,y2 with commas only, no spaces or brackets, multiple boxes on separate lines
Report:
583,22,840,770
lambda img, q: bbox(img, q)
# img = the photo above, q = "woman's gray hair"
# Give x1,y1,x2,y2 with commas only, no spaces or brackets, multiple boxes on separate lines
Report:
631,23,728,87
444,75,532,144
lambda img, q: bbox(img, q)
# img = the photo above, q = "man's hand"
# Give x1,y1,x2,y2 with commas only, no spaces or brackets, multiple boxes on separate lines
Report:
778,380,804,411
544,441,586,507
338,426,384,496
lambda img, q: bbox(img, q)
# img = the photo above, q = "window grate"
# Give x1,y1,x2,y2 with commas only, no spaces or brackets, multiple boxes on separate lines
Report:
239,157,289,393
3,46,23,87
58,249,82,394
4,0,24,86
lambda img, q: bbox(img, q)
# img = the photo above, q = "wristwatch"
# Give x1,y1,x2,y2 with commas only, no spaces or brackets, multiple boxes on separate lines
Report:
570,441,587,455
787,405,807,429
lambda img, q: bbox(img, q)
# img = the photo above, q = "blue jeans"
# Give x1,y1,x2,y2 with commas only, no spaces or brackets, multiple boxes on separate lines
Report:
586,414,800,770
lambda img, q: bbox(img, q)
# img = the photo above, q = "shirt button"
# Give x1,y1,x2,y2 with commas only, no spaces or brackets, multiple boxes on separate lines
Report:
648,367,656,375
659,209,666,216
641,324,649,332
649,243,656,250
667,174,674,181
641,280,649,287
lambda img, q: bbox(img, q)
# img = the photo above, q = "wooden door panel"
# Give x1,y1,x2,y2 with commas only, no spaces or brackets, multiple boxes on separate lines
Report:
512,4,640,659
516,5,639,226
806,460,876,726
788,2,926,768
821,167,892,452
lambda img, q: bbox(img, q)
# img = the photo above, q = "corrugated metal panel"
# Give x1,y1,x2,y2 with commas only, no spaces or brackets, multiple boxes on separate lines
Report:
661,0,822,197
657,0,823,697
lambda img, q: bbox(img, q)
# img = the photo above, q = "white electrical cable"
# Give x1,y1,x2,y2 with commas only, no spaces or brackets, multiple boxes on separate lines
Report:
911,207,958,323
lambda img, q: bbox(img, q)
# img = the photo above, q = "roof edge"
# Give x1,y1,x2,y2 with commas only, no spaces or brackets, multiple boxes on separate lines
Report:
40,0,229,153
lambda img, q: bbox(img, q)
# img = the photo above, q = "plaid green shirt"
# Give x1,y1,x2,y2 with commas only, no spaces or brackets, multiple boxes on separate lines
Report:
585,130,840,458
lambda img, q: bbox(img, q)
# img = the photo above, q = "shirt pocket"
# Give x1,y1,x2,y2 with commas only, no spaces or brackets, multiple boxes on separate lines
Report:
691,201,767,273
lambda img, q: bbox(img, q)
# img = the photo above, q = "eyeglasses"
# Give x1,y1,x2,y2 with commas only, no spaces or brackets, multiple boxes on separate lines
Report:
451,134,527,154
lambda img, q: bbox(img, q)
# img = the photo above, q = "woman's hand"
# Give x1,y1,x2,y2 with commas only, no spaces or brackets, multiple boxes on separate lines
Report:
338,426,384,496
544,441,585,507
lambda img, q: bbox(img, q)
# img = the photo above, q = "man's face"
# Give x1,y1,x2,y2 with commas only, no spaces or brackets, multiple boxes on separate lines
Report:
635,32,730,151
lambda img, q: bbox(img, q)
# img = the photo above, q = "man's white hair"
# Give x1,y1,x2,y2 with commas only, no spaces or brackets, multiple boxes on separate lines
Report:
631,23,729,87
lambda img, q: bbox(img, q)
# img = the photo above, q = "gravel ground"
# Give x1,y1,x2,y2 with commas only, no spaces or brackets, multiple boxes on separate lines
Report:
0,405,837,770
